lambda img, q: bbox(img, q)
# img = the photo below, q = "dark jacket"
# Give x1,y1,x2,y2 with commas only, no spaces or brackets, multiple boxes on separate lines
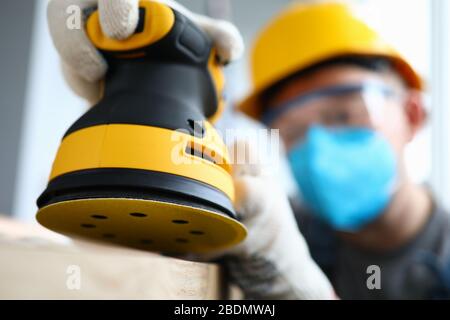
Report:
292,198,450,299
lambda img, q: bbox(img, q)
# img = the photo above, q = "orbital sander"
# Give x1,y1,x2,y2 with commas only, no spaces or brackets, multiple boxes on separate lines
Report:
36,0,247,254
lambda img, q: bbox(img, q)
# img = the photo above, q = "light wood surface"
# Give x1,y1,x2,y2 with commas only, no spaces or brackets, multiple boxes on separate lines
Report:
0,216,229,299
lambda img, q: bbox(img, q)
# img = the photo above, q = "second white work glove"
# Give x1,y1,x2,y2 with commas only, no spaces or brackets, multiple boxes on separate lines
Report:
47,0,244,104
223,141,336,300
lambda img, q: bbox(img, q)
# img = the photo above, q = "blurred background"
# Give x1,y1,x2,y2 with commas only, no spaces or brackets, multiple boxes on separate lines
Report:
0,0,449,222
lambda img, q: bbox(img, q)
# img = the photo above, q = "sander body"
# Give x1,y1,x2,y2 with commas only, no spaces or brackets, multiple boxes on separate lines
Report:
36,1,247,254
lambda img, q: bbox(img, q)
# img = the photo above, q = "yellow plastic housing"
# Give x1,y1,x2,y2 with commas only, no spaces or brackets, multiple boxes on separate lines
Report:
49,123,234,202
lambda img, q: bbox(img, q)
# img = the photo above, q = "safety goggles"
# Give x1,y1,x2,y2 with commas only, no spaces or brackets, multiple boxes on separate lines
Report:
261,82,399,129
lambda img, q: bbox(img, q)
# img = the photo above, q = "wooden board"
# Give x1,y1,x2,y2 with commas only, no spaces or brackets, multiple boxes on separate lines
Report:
0,217,230,299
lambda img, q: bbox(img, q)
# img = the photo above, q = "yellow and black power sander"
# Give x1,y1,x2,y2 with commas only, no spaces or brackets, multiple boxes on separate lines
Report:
36,1,247,254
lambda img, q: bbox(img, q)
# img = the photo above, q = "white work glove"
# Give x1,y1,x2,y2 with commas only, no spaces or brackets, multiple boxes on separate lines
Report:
47,0,244,104
222,141,336,300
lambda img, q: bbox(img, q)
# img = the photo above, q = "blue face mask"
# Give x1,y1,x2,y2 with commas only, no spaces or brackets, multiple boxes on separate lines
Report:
288,125,397,232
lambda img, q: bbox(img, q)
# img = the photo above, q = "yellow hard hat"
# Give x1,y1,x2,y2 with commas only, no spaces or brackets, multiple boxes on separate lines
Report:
238,1,423,120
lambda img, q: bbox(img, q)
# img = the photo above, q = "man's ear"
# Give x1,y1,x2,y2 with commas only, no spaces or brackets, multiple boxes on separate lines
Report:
404,90,427,142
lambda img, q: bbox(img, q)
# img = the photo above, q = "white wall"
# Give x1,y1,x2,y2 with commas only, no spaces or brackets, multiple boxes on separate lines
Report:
0,0,36,216
12,0,86,221
430,0,450,208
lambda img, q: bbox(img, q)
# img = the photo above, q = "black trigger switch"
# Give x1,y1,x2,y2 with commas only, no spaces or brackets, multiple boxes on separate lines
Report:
134,8,146,34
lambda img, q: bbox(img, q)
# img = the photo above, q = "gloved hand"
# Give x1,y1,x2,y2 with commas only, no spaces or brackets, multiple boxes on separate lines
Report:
47,0,244,104
222,141,336,300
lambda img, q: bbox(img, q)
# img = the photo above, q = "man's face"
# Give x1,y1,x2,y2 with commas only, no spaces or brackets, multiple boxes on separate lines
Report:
268,65,416,159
